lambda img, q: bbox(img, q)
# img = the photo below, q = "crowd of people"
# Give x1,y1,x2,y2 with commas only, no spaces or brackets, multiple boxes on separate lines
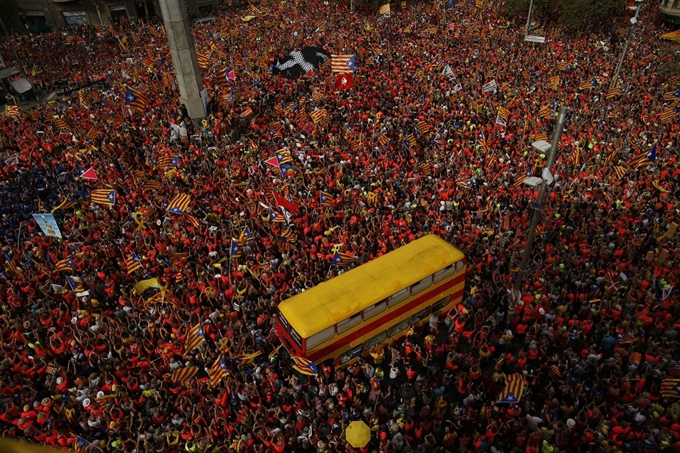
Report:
1,0,680,451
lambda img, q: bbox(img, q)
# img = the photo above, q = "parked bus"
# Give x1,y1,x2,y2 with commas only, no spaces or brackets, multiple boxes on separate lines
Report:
275,234,466,368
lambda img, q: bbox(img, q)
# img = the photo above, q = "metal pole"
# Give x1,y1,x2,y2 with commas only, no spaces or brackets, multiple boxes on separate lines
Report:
524,0,534,36
514,106,568,298
610,2,642,89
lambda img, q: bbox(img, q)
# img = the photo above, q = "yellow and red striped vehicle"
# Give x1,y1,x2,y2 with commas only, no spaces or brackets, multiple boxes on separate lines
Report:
276,234,466,367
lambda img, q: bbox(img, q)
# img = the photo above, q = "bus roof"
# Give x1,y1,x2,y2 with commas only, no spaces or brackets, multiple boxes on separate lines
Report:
278,234,464,338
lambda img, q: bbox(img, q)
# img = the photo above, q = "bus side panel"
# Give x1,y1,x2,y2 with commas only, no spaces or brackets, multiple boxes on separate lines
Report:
308,271,465,363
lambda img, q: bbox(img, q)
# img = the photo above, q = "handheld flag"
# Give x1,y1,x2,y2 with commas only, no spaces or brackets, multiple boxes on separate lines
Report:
124,86,149,112
91,189,116,207
184,324,206,354
80,167,98,180
126,253,143,274
292,356,319,376
497,373,525,404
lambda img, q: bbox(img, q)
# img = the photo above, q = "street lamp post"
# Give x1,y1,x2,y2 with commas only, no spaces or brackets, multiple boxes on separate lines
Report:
524,0,535,36
610,0,643,90
514,106,569,299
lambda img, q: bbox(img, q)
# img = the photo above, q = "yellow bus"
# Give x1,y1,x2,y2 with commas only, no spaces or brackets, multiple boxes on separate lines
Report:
275,234,466,367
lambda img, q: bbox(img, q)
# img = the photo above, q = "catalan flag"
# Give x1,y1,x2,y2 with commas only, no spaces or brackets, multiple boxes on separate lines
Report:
403,134,417,149
496,107,510,126
51,196,77,212
279,229,297,244
248,263,269,279
571,147,580,166
331,54,357,74
85,126,98,141
144,180,163,191
55,256,74,273
3,251,20,276
167,193,191,213
497,373,525,404
45,363,58,376
312,90,325,102
233,351,262,366
209,355,230,386
548,75,560,90
578,78,598,90
126,252,143,274
66,275,85,292
377,134,389,146
416,121,431,135
663,90,680,101
184,324,205,354
419,162,432,174
4,105,19,117
557,61,570,71
185,213,199,227
249,3,262,15
230,240,242,258
196,51,210,69
606,86,622,98
170,366,199,385
310,109,328,124
661,379,680,399
378,3,390,15
53,117,69,130
240,107,253,118
91,189,116,207
604,149,618,167
319,191,333,207
613,166,627,180
331,251,356,266
538,105,553,119
74,436,95,452
513,175,528,187
291,356,319,376
124,86,149,112
629,143,657,168
659,108,677,125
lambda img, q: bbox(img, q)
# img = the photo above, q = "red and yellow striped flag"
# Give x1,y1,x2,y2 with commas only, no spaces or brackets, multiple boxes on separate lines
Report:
184,324,205,354
209,356,230,386
167,193,191,213
497,373,525,404
661,379,680,399
169,366,199,385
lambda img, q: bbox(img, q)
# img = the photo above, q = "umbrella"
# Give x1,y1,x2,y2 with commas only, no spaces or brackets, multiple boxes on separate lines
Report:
345,420,371,448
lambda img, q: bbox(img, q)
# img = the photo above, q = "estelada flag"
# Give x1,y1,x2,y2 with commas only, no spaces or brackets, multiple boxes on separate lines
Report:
184,324,205,354
334,73,353,90
497,373,525,404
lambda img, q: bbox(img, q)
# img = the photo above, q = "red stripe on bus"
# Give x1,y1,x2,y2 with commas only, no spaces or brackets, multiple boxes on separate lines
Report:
307,273,465,362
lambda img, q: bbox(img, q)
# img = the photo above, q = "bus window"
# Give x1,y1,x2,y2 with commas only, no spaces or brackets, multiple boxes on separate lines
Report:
364,331,387,351
290,326,303,348
387,319,410,338
363,300,387,321
411,276,433,295
388,288,410,308
455,261,464,272
337,312,362,335
434,265,456,283
432,296,450,313
306,326,335,350
411,307,431,324
278,312,289,329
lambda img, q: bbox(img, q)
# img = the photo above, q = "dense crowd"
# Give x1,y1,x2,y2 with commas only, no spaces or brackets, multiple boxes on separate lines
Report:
1,0,680,451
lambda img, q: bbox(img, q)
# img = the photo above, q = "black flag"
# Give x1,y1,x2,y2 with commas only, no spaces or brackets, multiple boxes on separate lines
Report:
271,46,331,79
